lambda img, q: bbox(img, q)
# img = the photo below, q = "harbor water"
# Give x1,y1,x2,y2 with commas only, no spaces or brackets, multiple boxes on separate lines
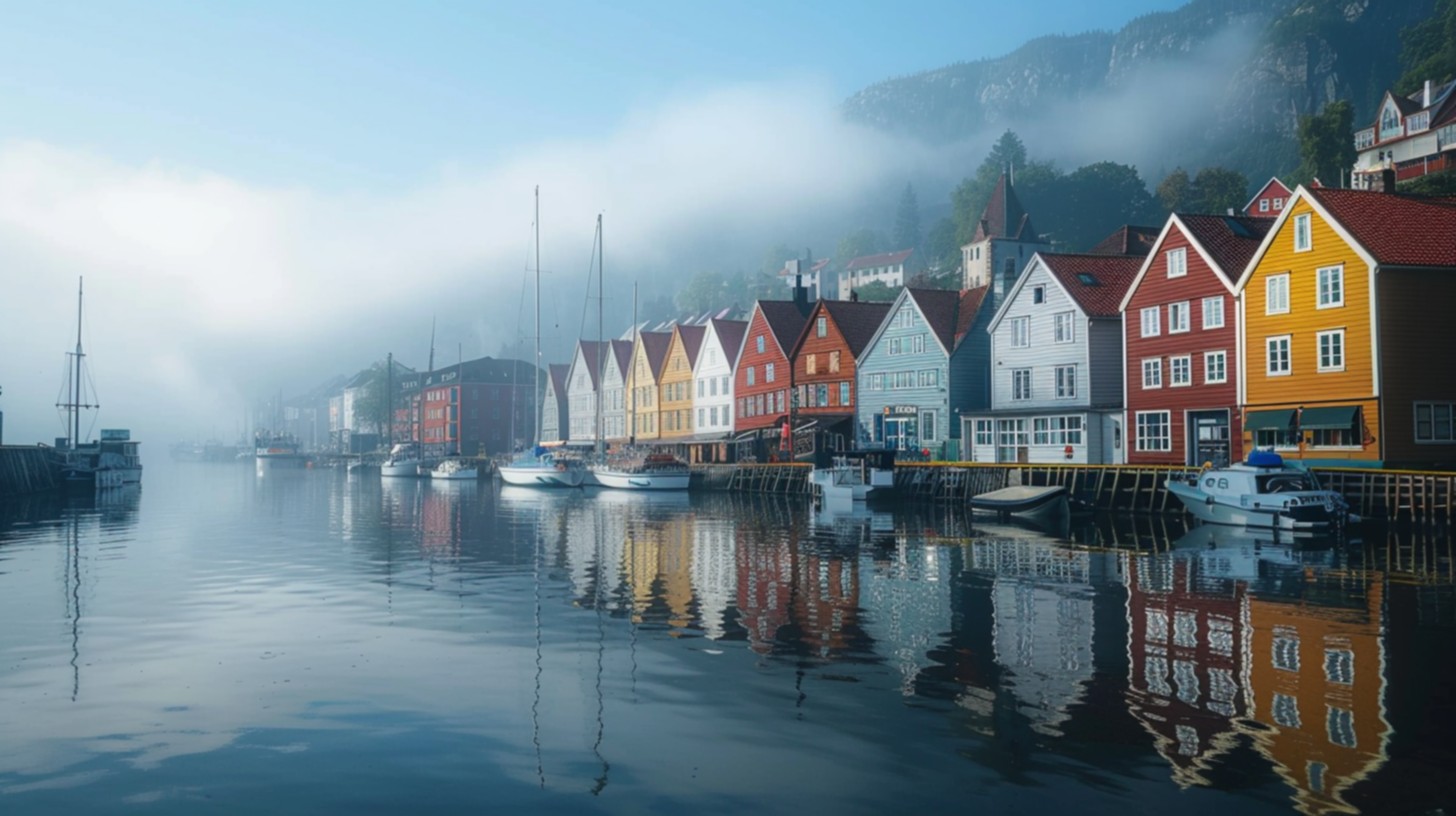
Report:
1,461,1452,814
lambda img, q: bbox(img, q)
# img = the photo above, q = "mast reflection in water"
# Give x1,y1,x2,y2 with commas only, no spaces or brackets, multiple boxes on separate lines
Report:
0,463,1450,815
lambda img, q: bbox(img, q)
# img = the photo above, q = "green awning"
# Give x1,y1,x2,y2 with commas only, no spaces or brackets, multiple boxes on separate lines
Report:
1245,409,1296,431
1299,405,1360,430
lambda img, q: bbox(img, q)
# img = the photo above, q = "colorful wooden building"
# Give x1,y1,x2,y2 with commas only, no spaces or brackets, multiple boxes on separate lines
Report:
789,299,892,451
538,363,570,445
735,297,810,451
565,340,606,444
659,323,706,440
1235,186,1456,467
1121,213,1270,466
693,317,746,445
600,339,633,443
626,331,672,442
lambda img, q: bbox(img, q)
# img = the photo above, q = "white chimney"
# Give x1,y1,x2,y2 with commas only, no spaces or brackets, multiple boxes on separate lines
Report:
1426,80,1433,109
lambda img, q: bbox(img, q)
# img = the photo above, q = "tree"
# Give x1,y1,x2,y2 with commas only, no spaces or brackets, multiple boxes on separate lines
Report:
1025,161,1159,251
1190,167,1249,215
893,182,921,252
835,227,883,267
676,271,729,315
923,216,960,276
1156,167,1193,213
1296,100,1356,186
1396,0,1456,95
950,130,1032,247
854,281,898,302
351,360,392,444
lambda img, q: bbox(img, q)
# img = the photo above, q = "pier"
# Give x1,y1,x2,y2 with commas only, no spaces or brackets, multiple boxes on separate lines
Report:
0,446,62,497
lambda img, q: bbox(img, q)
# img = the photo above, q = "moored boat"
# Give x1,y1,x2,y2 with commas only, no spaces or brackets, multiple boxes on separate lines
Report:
1164,451,1355,533
431,458,479,481
969,485,1069,525
255,432,307,473
591,452,690,491
810,451,894,504
499,448,587,487
381,442,423,478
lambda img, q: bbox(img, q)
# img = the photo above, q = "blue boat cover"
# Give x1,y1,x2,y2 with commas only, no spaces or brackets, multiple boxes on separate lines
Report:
1247,450,1284,468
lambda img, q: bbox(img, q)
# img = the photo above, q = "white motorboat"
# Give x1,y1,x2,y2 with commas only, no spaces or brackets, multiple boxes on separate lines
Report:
431,458,479,481
498,449,587,487
254,432,307,474
969,485,1069,525
591,452,691,491
810,452,894,503
1164,451,1355,533
381,442,423,478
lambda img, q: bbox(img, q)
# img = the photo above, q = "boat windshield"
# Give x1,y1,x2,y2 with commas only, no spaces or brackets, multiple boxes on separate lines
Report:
1256,473,1316,493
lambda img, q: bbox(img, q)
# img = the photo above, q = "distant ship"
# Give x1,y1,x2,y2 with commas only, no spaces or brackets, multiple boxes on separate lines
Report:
52,278,142,490
254,432,307,474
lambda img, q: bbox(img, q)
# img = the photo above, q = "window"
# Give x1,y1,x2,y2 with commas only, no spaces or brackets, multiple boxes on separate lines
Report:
1142,358,1163,389
1168,301,1190,333
1328,707,1356,748
697,408,704,427
1259,199,1270,213
1032,285,1045,304
697,380,704,398
1053,312,1074,343
868,373,884,391
1054,365,1076,398
839,382,850,406
916,369,938,387
1317,329,1344,372
1170,355,1192,386
1274,198,1284,210
1267,336,1291,376
765,362,776,382
1267,274,1290,314
1202,296,1224,329
1010,316,1030,348
912,334,925,354
1032,415,1083,445
1273,628,1300,672
746,366,755,386
1136,411,1171,452
1273,693,1301,729
1140,306,1160,337
974,419,993,446
1011,369,1032,401
1317,265,1344,308
756,336,765,354
1415,402,1455,442
919,410,937,442
888,337,902,356
1294,213,1312,252
1166,247,1187,278
1324,648,1354,685
828,352,839,373
721,375,729,394
1204,350,1227,384
816,384,828,407
816,317,827,337
806,354,816,375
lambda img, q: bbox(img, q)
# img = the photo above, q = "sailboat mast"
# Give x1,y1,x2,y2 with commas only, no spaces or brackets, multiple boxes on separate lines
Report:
73,277,83,447
630,281,637,445
534,185,542,447
595,213,604,457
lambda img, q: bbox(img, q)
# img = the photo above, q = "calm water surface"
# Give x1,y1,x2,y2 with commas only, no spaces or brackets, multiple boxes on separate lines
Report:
1,461,1452,815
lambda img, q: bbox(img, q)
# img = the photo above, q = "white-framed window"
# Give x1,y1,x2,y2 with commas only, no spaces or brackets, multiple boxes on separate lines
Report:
1324,647,1354,685
1204,350,1227,384
1054,365,1077,398
912,335,925,354
1267,335,1291,376
746,366,755,385
1415,402,1456,443
868,373,884,391
1202,296,1224,329
1267,274,1290,315
919,410,937,442
1168,301,1190,333
1136,411,1171,452
1142,358,1163,389
1259,199,1270,213
1011,368,1032,401
1010,316,1030,348
1317,265,1344,308
1053,312,1075,343
765,362,775,382
1317,329,1345,372
1166,247,1187,278
1140,306,1160,337
1294,213,1312,252
1032,285,1045,304
1328,706,1357,748
1273,693,1301,729
888,337,902,356
1170,355,1192,386
816,316,827,337
974,419,993,446
1032,415,1083,445
756,335,764,354
1274,198,1284,210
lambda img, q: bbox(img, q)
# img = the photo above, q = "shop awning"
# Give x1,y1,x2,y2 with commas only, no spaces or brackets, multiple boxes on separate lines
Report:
1299,405,1360,430
1244,409,1296,431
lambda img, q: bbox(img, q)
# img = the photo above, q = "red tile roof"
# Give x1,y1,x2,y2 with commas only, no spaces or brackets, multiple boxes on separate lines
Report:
815,300,893,356
1309,187,1456,267
972,173,1039,242
709,318,748,368
1176,214,1272,284
845,249,913,271
1088,224,1161,257
953,286,989,348
1038,253,1144,318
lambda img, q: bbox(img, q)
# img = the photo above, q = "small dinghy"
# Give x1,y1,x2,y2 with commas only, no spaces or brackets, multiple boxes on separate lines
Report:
969,485,1069,523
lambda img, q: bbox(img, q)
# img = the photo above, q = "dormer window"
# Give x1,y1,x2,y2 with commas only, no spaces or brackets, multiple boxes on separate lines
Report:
1380,100,1402,140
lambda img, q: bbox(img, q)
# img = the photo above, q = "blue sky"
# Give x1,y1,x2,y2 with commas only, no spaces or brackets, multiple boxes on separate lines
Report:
1,0,1184,190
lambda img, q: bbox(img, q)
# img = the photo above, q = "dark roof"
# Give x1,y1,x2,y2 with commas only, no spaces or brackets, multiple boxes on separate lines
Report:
815,300,893,357
547,363,570,397
674,323,707,368
575,340,606,389
1038,253,1144,317
610,339,634,378
953,286,989,348
845,249,913,271
905,288,963,352
972,173,1038,242
1088,224,1161,257
1176,214,1272,283
423,356,533,387
639,331,673,380
709,318,748,368
1308,187,1456,267
756,300,810,354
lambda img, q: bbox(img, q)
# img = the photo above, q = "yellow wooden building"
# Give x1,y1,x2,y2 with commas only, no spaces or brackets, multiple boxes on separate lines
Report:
1236,186,1456,466
626,331,673,442
658,324,706,440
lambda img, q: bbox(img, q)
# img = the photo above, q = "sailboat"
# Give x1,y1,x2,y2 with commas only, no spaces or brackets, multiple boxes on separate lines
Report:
498,187,586,488
53,278,142,489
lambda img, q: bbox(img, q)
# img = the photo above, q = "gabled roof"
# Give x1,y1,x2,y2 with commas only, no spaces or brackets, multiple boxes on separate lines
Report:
574,340,606,389
547,363,570,398
970,172,1039,243
1304,187,1456,268
707,318,748,369
609,339,634,378
638,331,673,380
802,300,893,358
1119,213,1272,312
755,300,810,357
673,323,707,368
953,286,989,349
845,248,913,271
907,288,963,352
1088,224,1160,257
1038,254,1142,317
1242,177,1293,215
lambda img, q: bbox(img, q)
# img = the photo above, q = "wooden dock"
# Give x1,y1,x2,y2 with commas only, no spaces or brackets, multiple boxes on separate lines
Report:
0,446,62,497
720,463,812,494
895,463,1199,512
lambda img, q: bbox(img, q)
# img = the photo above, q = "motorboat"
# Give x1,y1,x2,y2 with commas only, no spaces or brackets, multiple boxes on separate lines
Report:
431,458,479,481
969,485,1069,525
810,451,894,504
591,452,690,491
255,432,307,474
498,447,587,488
381,442,423,478
1164,451,1355,533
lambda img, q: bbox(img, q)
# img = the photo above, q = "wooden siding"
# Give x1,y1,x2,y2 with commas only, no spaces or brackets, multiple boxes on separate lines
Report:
795,304,859,423
599,353,628,442
693,323,736,437
1376,270,1456,465
857,294,950,446
1124,226,1242,465
627,341,661,441
951,305,995,416
990,261,1093,412
659,330,696,439
736,308,792,431
1087,320,1123,408
565,345,600,442
1242,198,1379,463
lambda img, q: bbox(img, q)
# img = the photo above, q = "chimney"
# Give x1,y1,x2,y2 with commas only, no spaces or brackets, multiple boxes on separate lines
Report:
1371,168,1397,193
1425,79,1433,109
793,273,810,316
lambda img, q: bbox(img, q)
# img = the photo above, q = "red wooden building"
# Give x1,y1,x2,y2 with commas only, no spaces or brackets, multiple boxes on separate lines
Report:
735,297,810,438
788,299,892,450
1120,213,1269,466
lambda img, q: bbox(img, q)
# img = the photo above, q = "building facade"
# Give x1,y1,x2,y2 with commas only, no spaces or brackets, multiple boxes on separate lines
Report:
692,318,746,441
659,324,705,440
789,299,892,450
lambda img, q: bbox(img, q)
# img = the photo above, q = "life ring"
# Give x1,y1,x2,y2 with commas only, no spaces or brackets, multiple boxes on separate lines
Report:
555,463,566,472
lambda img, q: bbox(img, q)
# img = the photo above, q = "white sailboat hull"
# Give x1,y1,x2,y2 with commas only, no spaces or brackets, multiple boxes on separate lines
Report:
590,468,690,490
498,464,585,487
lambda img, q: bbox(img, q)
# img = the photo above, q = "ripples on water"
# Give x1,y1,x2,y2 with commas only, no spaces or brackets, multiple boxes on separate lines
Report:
0,462,1452,815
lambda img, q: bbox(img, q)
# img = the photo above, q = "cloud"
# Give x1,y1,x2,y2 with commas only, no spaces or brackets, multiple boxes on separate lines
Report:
0,79,939,446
